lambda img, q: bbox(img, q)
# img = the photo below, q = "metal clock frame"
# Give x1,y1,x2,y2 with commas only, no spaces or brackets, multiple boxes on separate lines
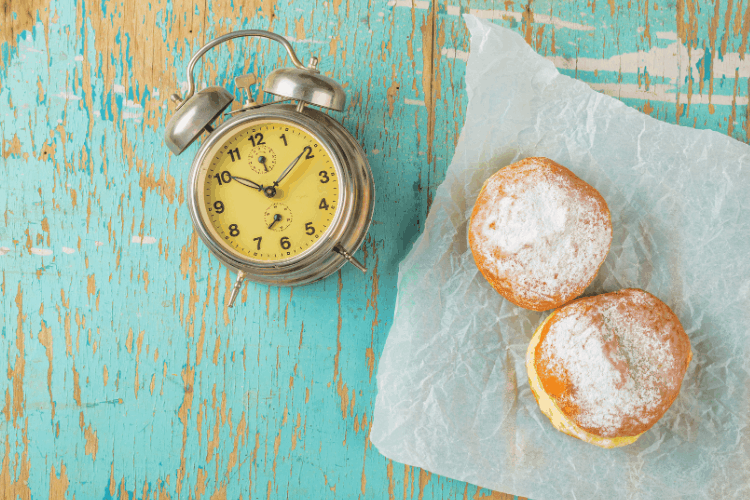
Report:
187,104,374,287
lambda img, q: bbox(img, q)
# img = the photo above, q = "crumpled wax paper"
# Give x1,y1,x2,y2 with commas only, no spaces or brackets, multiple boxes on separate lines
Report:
370,14,750,500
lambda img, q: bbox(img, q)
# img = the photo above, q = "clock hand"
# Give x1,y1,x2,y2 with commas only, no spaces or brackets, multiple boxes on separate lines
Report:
267,214,282,230
273,150,306,187
258,155,268,172
231,176,263,191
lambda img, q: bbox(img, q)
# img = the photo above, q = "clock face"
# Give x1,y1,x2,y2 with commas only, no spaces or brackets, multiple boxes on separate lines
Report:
195,118,341,262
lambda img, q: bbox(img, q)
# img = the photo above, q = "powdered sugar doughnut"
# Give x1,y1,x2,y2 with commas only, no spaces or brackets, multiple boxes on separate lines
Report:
469,157,612,311
526,289,692,448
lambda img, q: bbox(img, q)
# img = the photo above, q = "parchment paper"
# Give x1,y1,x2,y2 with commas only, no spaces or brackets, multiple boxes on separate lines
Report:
370,15,750,500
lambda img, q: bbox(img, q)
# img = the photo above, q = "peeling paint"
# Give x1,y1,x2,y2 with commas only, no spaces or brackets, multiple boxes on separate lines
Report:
1,0,749,499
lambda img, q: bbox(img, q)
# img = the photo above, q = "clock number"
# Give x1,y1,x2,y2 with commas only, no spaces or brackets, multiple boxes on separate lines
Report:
214,171,232,185
227,148,241,162
303,146,315,159
319,171,330,183
305,222,316,235
279,134,287,146
213,201,225,214
248,133,265,147
280,237,291,250
229,224,240,237
319,198,329,210
253,237,262,250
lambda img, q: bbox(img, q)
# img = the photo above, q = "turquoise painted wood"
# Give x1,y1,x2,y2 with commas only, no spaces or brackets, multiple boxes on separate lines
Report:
1,0,748,498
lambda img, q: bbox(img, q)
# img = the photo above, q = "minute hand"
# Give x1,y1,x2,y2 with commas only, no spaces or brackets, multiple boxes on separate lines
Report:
273,150,306,187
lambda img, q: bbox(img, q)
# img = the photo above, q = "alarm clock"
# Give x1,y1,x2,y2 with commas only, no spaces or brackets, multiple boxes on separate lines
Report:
165,30,374,307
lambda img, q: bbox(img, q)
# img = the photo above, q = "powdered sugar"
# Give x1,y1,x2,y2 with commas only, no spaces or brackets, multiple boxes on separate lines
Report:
470,158,611,307
485,187,569,253
540,291,683,436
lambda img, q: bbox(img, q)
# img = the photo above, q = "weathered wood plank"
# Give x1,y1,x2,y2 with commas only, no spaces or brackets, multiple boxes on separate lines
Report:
1,0,748,499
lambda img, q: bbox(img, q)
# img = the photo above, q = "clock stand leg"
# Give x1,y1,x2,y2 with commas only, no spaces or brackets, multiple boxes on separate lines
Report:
228,270,247,308
334,246,367,273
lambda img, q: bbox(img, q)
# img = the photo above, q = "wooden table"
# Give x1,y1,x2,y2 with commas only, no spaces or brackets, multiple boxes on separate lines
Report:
1,0,746,498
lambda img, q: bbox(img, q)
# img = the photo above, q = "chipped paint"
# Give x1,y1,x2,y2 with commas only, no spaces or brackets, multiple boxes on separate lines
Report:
1,0,749,499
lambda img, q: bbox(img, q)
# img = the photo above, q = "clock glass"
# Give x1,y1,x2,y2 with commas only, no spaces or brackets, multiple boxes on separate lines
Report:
195,118,341,262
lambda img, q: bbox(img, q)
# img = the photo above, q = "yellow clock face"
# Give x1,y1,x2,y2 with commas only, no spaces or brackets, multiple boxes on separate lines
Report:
196,119,341,262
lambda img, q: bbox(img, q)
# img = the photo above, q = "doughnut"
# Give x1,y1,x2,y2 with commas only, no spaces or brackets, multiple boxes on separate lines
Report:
468,157,612,311
526,289,692,448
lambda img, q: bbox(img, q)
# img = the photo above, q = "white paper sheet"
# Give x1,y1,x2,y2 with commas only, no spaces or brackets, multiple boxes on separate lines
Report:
371,14,750,500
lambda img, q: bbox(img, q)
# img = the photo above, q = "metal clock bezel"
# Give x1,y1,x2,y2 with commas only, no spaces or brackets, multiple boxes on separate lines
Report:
186,105,372,286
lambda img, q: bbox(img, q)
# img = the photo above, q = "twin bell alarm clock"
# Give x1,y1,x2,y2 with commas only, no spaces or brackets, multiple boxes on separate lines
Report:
165,30,374,307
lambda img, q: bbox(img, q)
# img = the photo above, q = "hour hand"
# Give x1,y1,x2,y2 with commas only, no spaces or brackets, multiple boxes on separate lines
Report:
232,176,263,191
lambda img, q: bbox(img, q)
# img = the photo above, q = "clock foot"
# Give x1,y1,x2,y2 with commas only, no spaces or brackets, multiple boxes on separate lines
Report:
228,270,247,308
335,246,367,273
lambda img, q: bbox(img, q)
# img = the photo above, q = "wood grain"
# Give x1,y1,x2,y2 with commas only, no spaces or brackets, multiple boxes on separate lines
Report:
1,0,749,498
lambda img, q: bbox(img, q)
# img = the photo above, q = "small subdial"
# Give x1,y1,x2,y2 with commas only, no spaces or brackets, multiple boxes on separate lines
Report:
249,145,277,174
264,203,293,232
